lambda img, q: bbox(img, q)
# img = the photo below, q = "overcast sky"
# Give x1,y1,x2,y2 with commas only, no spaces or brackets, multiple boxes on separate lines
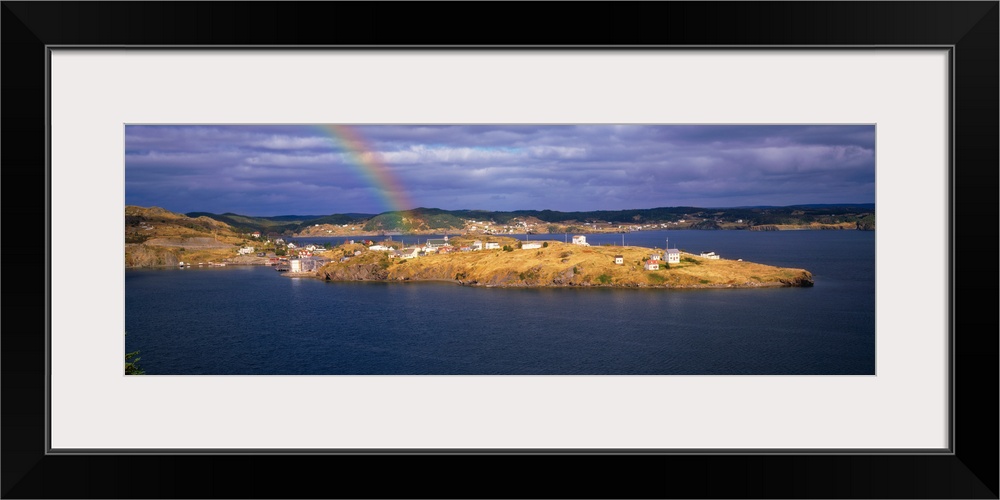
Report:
125,124,875,216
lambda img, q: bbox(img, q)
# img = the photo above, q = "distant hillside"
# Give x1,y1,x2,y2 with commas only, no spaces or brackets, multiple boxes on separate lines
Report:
187,211,373,235
179,203,875,236
127,206,240,243
185,212,302,234
126,206,255,267
362,208,465,232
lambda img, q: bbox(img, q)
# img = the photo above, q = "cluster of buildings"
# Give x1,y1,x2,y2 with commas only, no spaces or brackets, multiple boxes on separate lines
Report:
573,221,678,232
379,236,507,260
283,242,327,257
270,254,329,272
613,248,682,271
466,219,524,234
469,219,691,235
273,232,722,274
333,235,557,262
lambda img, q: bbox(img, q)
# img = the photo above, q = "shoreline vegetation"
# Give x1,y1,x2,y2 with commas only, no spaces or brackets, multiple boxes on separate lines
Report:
123,205,842,288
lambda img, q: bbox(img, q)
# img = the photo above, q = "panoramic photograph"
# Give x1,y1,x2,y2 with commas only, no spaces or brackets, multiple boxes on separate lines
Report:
124,124,876,375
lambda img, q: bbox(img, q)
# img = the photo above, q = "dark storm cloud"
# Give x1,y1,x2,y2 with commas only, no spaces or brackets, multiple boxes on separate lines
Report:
125,124,875,216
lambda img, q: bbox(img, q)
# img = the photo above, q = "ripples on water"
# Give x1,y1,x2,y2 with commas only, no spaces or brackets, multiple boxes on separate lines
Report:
125,230,875,375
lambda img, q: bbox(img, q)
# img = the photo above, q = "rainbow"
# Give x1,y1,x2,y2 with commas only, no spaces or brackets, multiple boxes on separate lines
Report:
317,124,415,214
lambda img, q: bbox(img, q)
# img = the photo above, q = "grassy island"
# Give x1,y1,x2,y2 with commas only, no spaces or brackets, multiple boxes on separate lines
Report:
314,237,813,289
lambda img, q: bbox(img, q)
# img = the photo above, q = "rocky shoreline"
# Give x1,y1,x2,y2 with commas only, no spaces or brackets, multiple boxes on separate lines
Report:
313,275,814,289
126,257,815,289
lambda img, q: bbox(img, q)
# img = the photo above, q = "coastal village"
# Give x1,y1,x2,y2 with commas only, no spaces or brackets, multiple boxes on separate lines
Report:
203,231,706,278
124,205,814,288
185,232,680,267
295,217,694,237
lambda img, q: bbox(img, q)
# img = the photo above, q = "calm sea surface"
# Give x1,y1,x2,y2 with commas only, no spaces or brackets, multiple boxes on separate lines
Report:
125,230,875,375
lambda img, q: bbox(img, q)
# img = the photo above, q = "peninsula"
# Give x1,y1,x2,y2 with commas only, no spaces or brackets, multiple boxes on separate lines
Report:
313,236,814,289
124,205,814,288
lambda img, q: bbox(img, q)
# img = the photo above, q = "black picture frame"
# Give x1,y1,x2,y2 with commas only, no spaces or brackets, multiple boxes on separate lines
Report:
3,2,996,498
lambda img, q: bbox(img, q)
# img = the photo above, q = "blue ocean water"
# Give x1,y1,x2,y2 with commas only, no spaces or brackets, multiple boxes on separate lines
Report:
125,230,875,375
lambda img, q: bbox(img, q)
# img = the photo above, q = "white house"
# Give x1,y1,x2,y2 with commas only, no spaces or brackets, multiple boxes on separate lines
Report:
521,242,542,250
644,259,659,271
290,259,302,272
287,242,297,249
571,235,589,246
238,246,255,255
471,240,483,251
665,248,681,264
700,251,720,260
485,242,500,250
369,244,391,251
251,231,261,238
614,255,624,265
424,238,449,249
650,253,661,261
295,257,323,272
